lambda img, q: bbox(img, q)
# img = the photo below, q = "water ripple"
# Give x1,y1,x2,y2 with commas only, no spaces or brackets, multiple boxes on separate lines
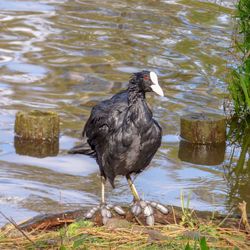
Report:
0,0,236,224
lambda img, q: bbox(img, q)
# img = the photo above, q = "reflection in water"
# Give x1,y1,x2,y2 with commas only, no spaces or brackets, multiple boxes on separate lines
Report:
178,140,226,165
224,117,250,210
14,136,59,158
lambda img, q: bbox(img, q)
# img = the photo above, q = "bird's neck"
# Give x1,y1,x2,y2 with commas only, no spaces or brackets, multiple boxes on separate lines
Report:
128,81,145,105
127,81,152,125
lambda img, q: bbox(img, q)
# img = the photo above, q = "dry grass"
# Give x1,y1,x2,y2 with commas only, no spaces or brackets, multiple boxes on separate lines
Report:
0,218,249,250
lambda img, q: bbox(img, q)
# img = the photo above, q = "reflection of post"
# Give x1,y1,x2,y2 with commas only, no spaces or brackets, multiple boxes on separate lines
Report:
14,136,59,158
178,140,226,166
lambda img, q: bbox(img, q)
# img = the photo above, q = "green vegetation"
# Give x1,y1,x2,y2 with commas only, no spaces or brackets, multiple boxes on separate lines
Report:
228,0,250,116
225,115,250,208
227,116,250,169
227,0,250,176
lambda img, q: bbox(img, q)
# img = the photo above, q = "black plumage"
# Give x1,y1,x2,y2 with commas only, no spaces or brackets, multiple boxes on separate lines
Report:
69,70,163,188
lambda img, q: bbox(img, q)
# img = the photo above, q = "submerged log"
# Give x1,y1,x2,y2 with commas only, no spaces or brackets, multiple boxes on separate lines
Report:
15,110,59,141
178,140,226,165
180,113,226,144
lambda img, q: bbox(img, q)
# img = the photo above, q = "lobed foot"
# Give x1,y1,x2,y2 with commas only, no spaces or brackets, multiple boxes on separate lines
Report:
130,200,168,226
84,203,125,224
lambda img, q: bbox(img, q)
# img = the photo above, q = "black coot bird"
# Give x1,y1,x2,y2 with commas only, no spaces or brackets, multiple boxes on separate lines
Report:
69,71,168,225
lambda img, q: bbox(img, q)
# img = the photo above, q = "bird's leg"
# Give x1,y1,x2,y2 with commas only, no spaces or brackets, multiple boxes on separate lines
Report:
127,175,140,201
127,175,169,226
84,176,125,224
101,175,105,204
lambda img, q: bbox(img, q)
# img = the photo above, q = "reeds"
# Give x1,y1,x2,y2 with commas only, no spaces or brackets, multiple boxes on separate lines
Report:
229,0,250,117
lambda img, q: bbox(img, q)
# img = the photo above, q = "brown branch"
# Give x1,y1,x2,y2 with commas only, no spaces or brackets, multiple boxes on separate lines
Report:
0,211,36,246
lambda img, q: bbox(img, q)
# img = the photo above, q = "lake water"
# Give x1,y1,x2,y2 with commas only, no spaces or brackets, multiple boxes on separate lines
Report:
0,0,248,225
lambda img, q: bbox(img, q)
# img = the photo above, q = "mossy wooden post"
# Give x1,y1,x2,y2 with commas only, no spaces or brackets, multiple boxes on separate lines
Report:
15,110,59,141
180,113,226,144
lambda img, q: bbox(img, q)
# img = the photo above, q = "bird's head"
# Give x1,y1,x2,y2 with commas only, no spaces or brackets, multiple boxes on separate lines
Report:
130,71,164,97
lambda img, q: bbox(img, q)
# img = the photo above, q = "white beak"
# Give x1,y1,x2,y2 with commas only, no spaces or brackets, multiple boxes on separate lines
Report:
150,71,164,97
151,84,164,97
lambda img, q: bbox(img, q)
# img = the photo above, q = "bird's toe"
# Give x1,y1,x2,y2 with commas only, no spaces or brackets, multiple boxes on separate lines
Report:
84,203,125,225
130,200,168,226
84,205,99,219
113,205,126,215
101,204,125,224
148,201,169,214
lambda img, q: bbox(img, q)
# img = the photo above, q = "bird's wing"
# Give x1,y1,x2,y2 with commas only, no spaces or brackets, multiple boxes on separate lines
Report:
83,91,128,150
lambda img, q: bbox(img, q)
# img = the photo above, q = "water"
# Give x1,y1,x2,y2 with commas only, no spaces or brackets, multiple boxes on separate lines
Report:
0,0,248,225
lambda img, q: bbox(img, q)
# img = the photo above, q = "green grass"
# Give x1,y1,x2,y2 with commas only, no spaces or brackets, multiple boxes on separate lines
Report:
228,0,250,117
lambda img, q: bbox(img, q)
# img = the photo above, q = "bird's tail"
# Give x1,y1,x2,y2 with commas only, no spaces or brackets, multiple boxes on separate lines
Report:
68,139,96,157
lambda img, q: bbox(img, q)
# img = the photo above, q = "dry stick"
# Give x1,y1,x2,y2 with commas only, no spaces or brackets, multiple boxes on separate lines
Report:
171,206,177,225
218,205,235,227
238,216,243,232
134,216,144,226
0,211,36,246
238,201,250,232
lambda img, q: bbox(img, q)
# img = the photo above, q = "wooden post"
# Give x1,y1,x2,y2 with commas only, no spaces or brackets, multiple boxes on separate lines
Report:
180,113,226,144
15,110,59,141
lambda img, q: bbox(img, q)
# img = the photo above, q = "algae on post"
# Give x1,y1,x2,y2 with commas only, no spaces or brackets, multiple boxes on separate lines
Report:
15,110,60,141
180,113,226,144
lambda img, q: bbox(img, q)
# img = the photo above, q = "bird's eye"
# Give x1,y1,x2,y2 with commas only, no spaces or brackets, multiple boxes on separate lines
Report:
143,75,149,81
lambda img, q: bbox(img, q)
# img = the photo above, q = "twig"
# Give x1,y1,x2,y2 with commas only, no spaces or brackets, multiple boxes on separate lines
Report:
134,216,144,226
238,216,243,232
0,211,36,245
171,206,177,225
218,205,235,227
